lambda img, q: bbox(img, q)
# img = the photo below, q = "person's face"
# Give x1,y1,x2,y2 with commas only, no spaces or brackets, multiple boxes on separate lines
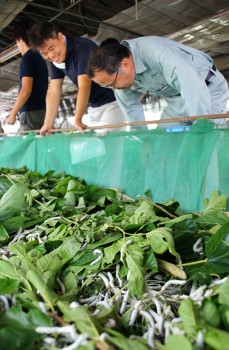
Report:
16,39,24,54
39,32,66,63
92,57,135,90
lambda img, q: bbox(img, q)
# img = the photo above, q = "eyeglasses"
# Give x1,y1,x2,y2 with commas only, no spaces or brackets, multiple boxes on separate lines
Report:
100,68,119,89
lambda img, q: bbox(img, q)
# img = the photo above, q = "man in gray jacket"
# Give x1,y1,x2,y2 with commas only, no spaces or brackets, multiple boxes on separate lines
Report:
87,36,228,126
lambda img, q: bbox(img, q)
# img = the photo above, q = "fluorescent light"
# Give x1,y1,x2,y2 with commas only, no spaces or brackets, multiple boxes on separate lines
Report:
0,44,20,63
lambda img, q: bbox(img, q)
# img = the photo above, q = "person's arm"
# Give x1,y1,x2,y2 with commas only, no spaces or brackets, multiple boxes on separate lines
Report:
40,78,63,135
7,76,33,125
115,89,145,121
74,74,91,132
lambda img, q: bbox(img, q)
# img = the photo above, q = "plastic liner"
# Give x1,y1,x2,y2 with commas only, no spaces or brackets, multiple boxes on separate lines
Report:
0,119,228,212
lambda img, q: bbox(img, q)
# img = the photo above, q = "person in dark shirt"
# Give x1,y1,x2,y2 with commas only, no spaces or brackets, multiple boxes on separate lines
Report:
7,20,48,131
29,22,130,134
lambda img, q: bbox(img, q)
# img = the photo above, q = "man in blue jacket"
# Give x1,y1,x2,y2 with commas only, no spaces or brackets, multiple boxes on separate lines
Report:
87,36,228,127
7,20,48,131
29,22,130,134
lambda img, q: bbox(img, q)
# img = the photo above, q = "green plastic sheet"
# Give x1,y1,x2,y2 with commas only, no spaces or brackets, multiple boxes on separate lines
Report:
0,120,228,212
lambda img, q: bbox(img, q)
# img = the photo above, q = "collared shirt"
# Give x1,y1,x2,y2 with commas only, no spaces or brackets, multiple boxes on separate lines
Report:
50,36,115,108
115,36,216,120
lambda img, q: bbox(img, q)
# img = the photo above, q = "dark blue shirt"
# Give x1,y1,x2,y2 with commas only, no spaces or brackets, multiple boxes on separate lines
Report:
19,49,48,113
50,36,115,108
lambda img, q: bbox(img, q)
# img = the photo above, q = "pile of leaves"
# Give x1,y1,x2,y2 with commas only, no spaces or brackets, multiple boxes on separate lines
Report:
0,167,228,350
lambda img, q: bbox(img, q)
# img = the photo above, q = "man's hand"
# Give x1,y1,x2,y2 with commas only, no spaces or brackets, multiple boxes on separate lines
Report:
6,113,17,125
39,123,53,136
75,118,88,133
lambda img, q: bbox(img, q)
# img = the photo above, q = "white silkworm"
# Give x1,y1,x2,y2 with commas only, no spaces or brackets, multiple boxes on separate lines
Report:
80,214,89,222
104,319,116,328
79,295,97,303
160,279,186,293
148,326,155,348
193,238,203,254
79,242,88,251
90,249,103,266
44,217,61,224
129,300,142,326
152,297,162,315
209,277,228,287
98,273,110,288
120,290,129,314
120,239,132,262
38,302,47,314
139,310,155,327
116,264,122,287
70,301,80,308
197,330,204,349
171,317,182,324
99,332,108,340
107,271,119,293
0,295,9,311
148,308,160,322
190,285,207,299
36,325,77,339
56,277,66,295
96,300,111,309
43,337,55,345
164,320,172,340
60,333,88,350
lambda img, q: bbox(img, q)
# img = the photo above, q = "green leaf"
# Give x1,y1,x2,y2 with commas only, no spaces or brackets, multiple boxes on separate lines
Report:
0,278,18,294
146,228,177,257
125,243,145,297
0,225,9,241
89,232,122,250
129,202,157,225
104,240,122,264
164,214,193,228
143,248,158,273
58,237,81,261
178,298,199,336
0,328,41,350
0,305,50,350
165,335,192,350
3,216,26,233
63,271,78,294
108,334,149,350
205,221,229,273
9,241,27,258
26,269,58,307
36,253,63,275
218,277,229,305
0,183,27,220
204,326,229,350
0,260,18,279
58,301,100,338
195,211,229,227
203,191,227,213
186,221,229,275
72,249,96,266
0,177,12,198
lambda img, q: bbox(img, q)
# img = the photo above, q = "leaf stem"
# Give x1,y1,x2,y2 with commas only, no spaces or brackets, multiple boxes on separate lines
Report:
178,258,207,267
33,198,53,212
137,195,177,218
1,174,15,184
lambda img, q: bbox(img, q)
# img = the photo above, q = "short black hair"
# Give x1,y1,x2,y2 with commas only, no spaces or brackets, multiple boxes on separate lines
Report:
13,19,34,45
100,38,119,46
29,21,59,49
87,43,130,78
